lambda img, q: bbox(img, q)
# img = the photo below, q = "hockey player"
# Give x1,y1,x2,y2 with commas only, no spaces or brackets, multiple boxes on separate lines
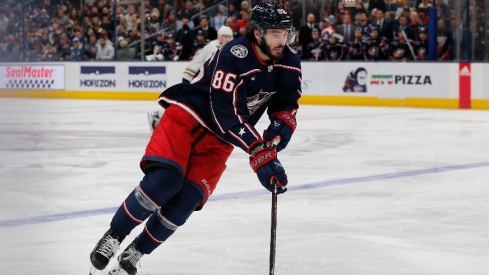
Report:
344,27,365,60
321,32,344,60
413,26,428,60
389,30,413,61
147,26,234,131
89,2,301,275
306,28,323,60
363,25,389,61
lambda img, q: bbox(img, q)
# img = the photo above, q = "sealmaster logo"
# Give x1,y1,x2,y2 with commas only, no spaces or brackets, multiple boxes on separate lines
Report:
371,74,432,85
6,66,54,78
1,65,64,89
80,66,116,87
128,66,166,89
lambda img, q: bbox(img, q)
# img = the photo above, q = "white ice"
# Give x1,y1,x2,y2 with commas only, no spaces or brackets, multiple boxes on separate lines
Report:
0,98,488,275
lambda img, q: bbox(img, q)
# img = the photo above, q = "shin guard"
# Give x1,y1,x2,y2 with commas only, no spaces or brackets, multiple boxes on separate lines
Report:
110,168,184,237
134,184,202,254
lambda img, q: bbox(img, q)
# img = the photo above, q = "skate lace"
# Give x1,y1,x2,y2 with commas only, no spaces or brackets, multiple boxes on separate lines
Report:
120,245,143,269
98,236,119,258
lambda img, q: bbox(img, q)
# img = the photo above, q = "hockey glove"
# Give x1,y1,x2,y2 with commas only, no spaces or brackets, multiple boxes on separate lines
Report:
263,111,297,153
249,147,287,194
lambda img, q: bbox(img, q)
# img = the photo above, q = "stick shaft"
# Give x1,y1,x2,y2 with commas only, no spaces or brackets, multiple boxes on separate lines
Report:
269,184,278,275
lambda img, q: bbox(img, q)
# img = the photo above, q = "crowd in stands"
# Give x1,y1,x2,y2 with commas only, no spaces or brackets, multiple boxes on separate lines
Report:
0,0,487,62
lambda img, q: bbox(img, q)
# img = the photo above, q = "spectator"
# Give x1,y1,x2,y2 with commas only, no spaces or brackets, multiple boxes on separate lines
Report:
69,37,83,60
0,12,9,30
356,12,369,38
417,0,432,10
175,17,194,60
409,11,424,41
148,11,161,34
224,16,240,38
235,11,250,35
375,9,394,41
240,1,253,17
117,39,136,60
96,36,114,60
193,16,217,41
299,13,318,59
320,18,336,41
213,10,226,31
41,42,56,60
352,2,368,19
228,3,240,19
59,41,71,60
435,0,449,21
395,15,411,39
336,14,355,44
368,0,386,13
178,1,197,24
395,0,415,20
162,11,177,34
124,5,137,22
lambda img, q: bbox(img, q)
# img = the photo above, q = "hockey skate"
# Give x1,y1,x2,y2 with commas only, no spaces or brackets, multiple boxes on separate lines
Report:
89,229,125,274
147,111,162,132
107,241,144,275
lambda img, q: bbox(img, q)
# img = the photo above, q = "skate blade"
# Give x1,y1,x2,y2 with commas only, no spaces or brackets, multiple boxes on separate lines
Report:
89,265,98,275
107,265,121,275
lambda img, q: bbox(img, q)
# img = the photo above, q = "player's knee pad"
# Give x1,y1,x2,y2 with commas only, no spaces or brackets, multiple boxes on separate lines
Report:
159,183,202,226
137,167,184,211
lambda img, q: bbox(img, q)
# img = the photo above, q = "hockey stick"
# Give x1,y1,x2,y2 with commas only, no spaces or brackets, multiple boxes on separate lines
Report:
267,137,280,275
402,29,417,61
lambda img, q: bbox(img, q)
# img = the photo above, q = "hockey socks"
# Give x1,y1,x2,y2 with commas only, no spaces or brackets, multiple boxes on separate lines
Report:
110,168,184,237
134,184,202,254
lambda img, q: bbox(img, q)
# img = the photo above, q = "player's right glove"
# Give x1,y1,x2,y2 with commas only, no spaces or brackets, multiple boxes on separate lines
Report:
263,111,297,153
249,145,287,194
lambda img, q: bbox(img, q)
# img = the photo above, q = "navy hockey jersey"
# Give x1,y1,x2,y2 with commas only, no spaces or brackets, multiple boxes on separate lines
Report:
158,37,302,154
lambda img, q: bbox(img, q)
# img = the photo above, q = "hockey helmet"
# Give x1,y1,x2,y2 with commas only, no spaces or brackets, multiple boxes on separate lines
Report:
217,26,234,39
250,2,295,44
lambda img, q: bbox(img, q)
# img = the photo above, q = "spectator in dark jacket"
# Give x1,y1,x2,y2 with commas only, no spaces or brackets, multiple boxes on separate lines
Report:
368,0,386,13
193,16,217,41
175,17,194,60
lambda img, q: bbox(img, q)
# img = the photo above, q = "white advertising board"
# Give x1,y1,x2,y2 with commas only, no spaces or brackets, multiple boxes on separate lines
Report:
0,65,65,90
300,62,450,99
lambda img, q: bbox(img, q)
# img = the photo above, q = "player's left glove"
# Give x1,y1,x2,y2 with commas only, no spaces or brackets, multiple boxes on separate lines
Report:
263,111,297,153
249,144,287,194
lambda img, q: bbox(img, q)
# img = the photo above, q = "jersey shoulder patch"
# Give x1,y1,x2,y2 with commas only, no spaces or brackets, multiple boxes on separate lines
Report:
230,44,248,58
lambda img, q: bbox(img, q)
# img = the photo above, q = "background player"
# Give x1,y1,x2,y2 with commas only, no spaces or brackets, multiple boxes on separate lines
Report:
147,26,234,131
89,2,302,275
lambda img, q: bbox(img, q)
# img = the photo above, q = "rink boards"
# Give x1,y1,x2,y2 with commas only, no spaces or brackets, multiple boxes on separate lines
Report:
1,61,488,110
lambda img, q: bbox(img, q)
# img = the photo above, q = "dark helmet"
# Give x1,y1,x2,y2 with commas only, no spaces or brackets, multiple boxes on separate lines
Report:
250,2,293,30
249,2,295,44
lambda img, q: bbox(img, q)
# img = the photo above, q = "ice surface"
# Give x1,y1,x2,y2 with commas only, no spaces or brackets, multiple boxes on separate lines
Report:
0,98,488,274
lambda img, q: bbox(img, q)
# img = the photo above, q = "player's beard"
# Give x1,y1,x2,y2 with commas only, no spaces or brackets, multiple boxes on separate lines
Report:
258,39,285,61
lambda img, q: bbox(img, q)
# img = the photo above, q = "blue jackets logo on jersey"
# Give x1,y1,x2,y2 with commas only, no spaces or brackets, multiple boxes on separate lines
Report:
230,45,248,58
